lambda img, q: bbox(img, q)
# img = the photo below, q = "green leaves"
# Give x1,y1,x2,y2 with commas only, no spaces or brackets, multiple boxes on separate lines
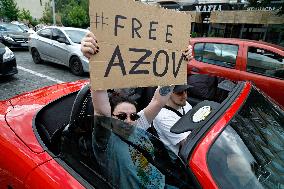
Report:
41,0,89,27
61,0,89,28
0,0,19,21
18,8,32,22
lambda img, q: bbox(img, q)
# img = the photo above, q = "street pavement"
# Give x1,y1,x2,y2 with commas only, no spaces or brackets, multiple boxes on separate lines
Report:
0,50,89,100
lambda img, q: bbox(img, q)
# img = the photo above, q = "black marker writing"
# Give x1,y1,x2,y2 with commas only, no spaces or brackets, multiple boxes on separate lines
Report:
153,50,169,77
104,45,126,77
132,18,142,39
129,48,152,74
114,15,127,36
166,25,173,43
172,52,184,78
149,21,158,40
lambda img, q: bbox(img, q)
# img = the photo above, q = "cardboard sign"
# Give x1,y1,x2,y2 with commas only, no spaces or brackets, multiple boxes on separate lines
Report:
89,0,191,90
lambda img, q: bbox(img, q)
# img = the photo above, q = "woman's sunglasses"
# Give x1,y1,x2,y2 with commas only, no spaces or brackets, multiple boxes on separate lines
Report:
112,113,140,121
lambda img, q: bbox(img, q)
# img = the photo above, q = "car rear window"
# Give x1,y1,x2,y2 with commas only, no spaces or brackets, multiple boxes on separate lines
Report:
194,42,238,68
247,47,284,80
207,86,284,189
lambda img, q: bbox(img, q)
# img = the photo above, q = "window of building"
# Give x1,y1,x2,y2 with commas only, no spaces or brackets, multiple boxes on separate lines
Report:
194,42,238,68
247,47,284,79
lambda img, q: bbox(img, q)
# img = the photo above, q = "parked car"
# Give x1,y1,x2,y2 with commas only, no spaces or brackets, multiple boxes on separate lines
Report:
34,24,45,32
0,42,17,76
11,21,36,34
0,77,283,188
0,23,29,49
29,26,89,76
188,37,284,108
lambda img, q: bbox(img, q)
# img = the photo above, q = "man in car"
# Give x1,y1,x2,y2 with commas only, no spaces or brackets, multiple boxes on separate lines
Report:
152,85,192,156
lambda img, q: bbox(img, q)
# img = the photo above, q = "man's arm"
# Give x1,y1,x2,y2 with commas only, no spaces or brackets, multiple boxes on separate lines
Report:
143,86,174,124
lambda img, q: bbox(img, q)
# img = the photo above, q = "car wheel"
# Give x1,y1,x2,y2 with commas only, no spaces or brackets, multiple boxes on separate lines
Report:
70,56,84,76
31,48,42,64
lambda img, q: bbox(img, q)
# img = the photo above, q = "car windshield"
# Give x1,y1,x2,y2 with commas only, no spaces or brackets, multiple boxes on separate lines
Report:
207,86,284,189
18,24,29,31
3,23,24,32
64,29,87,44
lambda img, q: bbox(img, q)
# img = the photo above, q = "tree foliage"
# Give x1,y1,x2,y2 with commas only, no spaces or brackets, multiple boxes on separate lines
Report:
42,0,89,27
41,1,53,24
61,1,89,28
0,0,19,21
18,8,32,23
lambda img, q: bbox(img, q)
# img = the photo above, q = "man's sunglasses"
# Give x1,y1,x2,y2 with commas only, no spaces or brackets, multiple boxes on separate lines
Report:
174,90,187,96
112,113,140,121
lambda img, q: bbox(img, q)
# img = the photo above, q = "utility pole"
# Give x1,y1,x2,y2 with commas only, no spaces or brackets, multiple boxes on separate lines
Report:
52,0,56,25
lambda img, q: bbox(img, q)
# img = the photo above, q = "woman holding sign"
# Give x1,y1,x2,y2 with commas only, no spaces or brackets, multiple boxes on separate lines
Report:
81,31,193,189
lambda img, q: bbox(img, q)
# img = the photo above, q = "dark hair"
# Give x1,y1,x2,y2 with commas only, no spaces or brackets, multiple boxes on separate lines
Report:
109,95,138,114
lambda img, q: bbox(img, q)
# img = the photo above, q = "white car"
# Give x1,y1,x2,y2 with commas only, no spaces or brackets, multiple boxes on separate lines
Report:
29,26,89,76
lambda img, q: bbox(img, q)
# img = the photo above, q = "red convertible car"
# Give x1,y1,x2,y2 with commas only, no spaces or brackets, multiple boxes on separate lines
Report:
0,78,283,189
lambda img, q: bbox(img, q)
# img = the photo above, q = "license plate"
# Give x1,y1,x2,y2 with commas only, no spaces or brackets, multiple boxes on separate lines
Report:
21,43,28,46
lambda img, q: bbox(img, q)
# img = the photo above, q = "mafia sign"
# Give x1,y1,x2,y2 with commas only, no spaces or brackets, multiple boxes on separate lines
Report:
195,4,222,12
89,0,191,90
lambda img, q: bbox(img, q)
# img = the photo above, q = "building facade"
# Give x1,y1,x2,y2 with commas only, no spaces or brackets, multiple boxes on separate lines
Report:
15,0,50,19
145,0,284,46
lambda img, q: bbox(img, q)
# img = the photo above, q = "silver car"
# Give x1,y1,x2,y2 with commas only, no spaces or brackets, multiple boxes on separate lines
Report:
29,26,89,76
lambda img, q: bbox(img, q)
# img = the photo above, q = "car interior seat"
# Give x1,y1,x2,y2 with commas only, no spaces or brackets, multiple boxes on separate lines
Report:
60,84,107,186
35,91,78,155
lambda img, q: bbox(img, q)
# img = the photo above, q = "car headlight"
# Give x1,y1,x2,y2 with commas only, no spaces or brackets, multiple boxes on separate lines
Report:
3,47,15,61
3,35,14,42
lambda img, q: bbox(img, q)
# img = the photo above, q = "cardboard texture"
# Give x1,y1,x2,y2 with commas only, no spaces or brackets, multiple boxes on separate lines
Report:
89,0,191,90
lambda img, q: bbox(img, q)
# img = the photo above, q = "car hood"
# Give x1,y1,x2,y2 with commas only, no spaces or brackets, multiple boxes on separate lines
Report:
4,80,89,153
2,31,29,38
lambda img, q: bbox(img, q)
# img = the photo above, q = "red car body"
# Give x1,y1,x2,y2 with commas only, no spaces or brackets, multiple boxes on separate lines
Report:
0,79,283,188
0,80,88,188
188,38,284,108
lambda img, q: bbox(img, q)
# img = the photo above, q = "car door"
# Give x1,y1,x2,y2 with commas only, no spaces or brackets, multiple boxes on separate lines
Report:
35,28,53,61
49,28,70,66
189,41,241,81
239,43,284,107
